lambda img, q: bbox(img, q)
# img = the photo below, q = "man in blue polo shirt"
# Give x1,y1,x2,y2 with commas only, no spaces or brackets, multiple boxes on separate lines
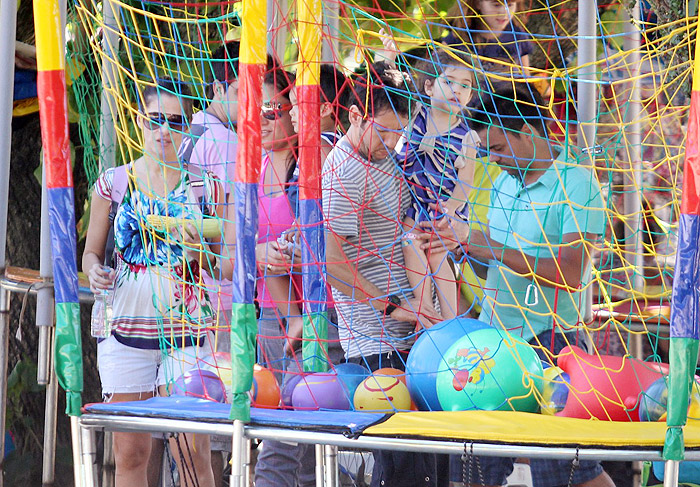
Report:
465,86,614,487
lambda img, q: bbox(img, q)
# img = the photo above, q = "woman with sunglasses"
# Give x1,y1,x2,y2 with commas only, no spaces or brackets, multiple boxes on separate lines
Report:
82,79,221,487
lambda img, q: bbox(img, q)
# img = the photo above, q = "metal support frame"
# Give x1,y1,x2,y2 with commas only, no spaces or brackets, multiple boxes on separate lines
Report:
42,327,58,487
71,416,84,487
315,444,324,486
324,445,339,487
0,289,10,487
100,0,119,172
622,0,646,333
577,0,598,324
230,419,246,487
321,2,340,63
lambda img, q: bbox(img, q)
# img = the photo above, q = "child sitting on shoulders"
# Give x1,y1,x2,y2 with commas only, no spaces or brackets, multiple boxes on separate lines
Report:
379,31,479,321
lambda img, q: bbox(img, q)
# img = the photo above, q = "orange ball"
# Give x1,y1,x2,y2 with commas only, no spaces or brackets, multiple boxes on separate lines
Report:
249,364,280,408
374,368,407,384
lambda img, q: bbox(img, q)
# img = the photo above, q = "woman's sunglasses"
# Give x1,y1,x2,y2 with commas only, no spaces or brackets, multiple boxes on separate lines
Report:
261,103,292,121
143,112,188,130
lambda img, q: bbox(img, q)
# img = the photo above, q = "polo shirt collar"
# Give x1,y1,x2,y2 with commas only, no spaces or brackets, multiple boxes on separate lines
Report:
520,147,568,192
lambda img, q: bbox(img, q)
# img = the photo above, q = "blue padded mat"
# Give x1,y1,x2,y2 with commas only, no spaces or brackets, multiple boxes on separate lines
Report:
84,396,389,437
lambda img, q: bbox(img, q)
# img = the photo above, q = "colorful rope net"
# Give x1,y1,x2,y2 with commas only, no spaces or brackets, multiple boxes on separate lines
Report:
67,0,693,423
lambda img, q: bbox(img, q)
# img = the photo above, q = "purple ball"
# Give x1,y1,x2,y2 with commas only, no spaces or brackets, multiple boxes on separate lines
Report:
173,369,226,403
281,374,305,407
292,373,351,411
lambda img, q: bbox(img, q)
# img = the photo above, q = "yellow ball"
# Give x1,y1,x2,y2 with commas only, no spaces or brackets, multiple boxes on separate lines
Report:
353,375,411,411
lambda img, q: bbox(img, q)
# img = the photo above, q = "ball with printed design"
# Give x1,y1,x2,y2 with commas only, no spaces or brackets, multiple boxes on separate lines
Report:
540,365,570,415
353,375,412,411
435,328,543,412
406,317,489,411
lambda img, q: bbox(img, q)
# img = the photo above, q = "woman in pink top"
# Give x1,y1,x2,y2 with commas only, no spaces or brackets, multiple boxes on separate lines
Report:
253,69,304,379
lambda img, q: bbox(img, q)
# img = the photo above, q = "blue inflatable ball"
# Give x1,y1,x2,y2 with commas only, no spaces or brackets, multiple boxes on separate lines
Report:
280,373,305,408
406,317,489,411
292,373,351,411
540,365,570,415
435,328,543,412
639,377,668,421
334,362,371,400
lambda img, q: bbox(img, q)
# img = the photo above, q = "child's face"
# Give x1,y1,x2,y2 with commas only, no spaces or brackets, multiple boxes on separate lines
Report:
477,0,518,33
289,86,299,134
427,66,474,112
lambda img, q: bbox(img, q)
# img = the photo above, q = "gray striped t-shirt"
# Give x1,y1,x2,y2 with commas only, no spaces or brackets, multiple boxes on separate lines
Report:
322,137,415,359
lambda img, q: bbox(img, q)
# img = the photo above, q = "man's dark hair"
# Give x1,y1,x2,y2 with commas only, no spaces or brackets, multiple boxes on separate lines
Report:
319,64,350,129
142,78,193,120
470,84,549,138
205,41,279,100
348,61,412,120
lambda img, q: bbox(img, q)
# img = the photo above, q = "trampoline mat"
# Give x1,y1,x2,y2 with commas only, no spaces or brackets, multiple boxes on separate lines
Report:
84,396,390,437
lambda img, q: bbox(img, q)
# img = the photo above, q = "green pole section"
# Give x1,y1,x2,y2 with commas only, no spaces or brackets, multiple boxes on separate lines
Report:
663,336,699,460
302,311,329,373
54,302,83,416
229,303,257,421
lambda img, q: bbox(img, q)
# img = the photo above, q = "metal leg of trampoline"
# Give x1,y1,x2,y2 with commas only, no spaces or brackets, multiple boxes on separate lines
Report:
230,420,245,487
244,438,252,486
71,416,84,487
42,345,58,487
80,425,98,487
0,288,10,487
324,444,338,487
663,460,679,487
315,444,324,487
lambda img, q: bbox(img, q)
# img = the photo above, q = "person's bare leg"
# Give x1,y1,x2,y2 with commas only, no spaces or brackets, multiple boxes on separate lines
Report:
211,450,224,487
147,437,165,487
109,391,155,487
168,431,215,487
576,471,616,487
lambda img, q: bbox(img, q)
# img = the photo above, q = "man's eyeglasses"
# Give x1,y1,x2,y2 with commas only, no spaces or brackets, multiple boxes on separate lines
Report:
143,113,188,130
261,103,292,121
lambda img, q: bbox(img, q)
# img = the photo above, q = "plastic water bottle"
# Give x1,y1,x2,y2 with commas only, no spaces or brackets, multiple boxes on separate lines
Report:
91,268,114,338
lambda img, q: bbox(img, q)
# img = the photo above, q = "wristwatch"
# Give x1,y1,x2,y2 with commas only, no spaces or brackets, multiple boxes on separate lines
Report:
383,294,402,316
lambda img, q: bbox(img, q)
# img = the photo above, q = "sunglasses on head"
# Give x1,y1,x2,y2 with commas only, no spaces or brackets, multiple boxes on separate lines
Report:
261,103,292,121
143,112,188,130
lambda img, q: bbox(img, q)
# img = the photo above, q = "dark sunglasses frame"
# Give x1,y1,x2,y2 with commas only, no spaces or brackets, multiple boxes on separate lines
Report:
261,103,292,121
143,112,188,130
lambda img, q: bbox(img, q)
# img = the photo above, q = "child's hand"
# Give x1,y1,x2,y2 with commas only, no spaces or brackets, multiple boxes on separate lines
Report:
376,28,399,67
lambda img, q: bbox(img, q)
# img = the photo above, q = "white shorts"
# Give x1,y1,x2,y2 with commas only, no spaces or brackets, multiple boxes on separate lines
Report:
97,334,211,397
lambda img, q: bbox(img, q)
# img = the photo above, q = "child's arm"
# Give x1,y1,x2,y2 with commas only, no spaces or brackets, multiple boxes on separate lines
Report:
376,28,399,68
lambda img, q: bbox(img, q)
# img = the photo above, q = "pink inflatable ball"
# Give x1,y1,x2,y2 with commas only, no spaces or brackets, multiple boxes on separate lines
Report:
292,373,351,411
281,373,305,408
173,369,227,403
556,345,669,421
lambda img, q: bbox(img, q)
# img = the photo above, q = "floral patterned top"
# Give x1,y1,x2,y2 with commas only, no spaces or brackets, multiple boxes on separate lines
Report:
95,164,221,349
